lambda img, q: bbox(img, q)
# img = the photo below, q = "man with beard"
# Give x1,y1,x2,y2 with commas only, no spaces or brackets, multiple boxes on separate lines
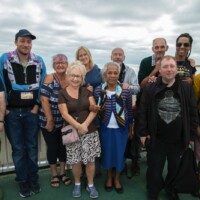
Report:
0,29,46,198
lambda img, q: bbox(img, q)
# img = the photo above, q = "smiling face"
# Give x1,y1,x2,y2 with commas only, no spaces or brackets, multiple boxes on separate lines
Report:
152,38,168,61
176,37,191,58
159,57,177,83
104,65,119,87
53,56,68,74
77,48,90,66
111,48,125,64
68,68,83,87
15,36,32,56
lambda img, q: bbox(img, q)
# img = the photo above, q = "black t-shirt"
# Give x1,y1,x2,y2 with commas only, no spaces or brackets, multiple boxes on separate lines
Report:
156,82,183,143
176,60,196,80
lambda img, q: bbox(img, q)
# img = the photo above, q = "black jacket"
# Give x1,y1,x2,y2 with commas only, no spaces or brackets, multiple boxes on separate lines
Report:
138,76,198,148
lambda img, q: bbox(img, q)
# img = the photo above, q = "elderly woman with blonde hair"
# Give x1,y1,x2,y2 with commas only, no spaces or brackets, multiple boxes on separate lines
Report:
58,61,101,198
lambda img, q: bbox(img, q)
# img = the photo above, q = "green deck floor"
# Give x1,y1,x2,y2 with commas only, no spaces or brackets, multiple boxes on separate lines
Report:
0,155,199,200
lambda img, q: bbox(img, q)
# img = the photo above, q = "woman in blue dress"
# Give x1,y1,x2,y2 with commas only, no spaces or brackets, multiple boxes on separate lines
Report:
93,62,133,194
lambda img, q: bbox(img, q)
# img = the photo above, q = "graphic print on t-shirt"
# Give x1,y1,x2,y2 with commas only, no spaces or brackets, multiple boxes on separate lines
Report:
158,90,181,124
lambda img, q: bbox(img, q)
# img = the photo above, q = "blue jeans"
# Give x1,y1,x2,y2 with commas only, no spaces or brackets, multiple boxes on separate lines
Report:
5,108,39,182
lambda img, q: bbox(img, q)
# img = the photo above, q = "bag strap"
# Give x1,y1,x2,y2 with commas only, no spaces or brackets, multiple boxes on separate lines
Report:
74,87,82,120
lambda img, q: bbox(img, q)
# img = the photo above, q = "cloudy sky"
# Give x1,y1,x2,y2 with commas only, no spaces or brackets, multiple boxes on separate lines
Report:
0,0,199,72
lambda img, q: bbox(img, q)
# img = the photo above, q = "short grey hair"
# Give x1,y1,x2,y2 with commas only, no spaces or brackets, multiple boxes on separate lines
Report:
67,61,86,85
102,61,120,76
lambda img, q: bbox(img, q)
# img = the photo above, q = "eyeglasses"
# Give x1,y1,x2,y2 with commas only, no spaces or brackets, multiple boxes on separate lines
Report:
54,62,67,65
69,74,82,79
176,42,190,48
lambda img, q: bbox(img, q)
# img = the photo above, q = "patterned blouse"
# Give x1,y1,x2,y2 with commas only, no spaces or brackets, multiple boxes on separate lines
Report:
39,77,63,129
94,85,133,128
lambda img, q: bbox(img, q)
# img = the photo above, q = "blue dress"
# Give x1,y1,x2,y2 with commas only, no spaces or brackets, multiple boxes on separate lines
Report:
94,85,133,172
100,124,128,172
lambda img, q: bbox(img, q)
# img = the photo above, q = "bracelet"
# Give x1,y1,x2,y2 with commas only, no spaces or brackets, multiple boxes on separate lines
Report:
0,120,5,124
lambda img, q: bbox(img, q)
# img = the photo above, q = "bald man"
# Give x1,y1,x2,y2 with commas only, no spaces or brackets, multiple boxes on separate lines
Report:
111,48,140,95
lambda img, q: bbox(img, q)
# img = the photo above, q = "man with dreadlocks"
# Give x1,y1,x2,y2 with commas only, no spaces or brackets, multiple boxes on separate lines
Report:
175,33,196,84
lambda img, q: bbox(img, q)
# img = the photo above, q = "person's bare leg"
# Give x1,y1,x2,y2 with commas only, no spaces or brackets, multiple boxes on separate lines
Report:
72,162,82,183
50,164,59,187
59,161,71,185
114,171,122,188
106,169,113,186
86,162,95,185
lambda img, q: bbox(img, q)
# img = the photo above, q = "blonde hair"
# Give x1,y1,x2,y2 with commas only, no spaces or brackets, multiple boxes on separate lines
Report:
67,61,86,85
75,46,94,68
160,55,176,66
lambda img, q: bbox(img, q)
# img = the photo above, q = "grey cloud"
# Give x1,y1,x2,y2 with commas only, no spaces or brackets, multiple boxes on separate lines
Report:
0,0,200,70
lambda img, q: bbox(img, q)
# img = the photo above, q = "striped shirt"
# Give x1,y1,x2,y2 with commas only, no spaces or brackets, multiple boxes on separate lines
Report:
39,78,63,129
94,85,133,128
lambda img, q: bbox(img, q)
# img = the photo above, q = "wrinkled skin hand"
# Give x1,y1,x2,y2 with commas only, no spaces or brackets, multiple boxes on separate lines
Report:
77,123,88,135
45,119,55,132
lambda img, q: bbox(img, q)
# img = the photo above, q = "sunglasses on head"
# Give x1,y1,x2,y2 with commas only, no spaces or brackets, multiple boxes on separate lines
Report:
176,42,190,48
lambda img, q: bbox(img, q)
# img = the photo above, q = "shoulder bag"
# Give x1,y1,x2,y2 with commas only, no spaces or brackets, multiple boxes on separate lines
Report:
171,145,200,193
61,88,81,145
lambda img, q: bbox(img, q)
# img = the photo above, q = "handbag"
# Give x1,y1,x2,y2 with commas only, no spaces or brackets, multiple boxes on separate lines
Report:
171,146,200,193
61,125,80,145
61,88,81,145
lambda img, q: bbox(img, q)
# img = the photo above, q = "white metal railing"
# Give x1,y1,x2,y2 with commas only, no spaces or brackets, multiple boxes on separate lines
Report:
0,130,48,173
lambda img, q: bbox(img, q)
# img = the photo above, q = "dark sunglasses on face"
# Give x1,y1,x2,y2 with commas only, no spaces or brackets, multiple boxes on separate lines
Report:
176,42,190,48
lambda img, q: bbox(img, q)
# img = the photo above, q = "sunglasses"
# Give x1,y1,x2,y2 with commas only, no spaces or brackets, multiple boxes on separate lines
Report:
176,42,190,48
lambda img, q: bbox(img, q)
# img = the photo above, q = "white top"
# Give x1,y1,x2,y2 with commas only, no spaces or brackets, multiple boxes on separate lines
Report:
106,90,119,129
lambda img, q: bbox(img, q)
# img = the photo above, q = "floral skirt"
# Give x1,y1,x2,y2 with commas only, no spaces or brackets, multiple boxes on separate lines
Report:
66,131,101,165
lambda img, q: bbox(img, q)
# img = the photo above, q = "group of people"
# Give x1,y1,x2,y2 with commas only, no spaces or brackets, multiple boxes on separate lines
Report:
0,29,199,200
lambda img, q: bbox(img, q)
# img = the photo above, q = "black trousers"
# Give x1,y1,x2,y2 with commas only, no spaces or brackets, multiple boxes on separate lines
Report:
41,127,66,164
146,138,184,196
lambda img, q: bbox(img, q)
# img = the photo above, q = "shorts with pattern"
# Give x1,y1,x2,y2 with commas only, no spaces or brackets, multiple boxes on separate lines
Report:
66,131,101,165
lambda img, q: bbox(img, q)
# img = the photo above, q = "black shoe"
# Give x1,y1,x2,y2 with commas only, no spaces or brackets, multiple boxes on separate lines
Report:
105,185,113,192
30,181,41,194
105,179,113,192
19,182,31,198
114,182,123,194
114,186,123,194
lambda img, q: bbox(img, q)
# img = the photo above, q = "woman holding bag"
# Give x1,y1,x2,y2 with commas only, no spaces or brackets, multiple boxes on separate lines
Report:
58,61,101,199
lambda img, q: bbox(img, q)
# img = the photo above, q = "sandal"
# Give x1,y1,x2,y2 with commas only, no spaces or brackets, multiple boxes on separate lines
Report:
51,175,60,188
59,174,72,186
